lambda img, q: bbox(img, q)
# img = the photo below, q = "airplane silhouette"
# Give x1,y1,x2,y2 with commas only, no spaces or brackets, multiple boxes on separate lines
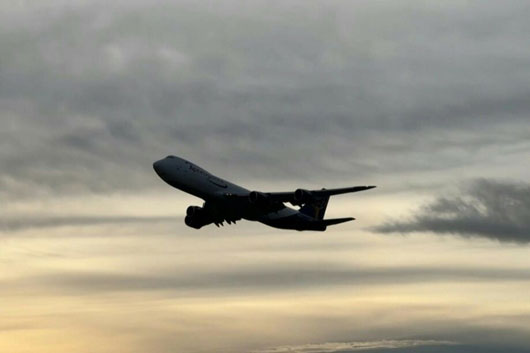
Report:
153,155,375,231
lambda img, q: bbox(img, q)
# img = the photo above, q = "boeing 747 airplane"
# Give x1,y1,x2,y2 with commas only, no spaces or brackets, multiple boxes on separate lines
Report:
153,155,375,231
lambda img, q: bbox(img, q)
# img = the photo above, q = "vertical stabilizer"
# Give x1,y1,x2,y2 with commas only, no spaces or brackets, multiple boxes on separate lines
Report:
299,196,330,220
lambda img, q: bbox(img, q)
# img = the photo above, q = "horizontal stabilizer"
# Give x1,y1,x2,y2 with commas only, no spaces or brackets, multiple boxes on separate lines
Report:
321,217,355,226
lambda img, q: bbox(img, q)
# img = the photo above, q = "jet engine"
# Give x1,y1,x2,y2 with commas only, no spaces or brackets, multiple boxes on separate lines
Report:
184,206,213,229
293,188,313,204
248,191,270,207
186,206,202,217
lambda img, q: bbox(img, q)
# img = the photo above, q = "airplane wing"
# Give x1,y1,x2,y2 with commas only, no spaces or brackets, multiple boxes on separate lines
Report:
225,185,376,207
267,185,376,205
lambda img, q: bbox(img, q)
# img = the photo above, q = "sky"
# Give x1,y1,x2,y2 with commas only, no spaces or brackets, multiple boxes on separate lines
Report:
1,0,530,352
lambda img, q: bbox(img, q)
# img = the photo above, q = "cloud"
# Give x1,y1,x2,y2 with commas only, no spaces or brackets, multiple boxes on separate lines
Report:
2,3,530,353
0,215,177,232
374,179,530,243
251,340,529,353
8,264,530,296
1,1,530,200
252,340,457,353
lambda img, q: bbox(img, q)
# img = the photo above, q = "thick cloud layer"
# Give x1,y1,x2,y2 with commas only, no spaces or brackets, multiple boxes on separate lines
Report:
2,0,530,200
374,179,530,243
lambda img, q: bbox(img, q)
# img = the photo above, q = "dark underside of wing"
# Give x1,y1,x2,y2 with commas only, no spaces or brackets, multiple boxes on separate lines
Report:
224,185,375,205
266,185,376,205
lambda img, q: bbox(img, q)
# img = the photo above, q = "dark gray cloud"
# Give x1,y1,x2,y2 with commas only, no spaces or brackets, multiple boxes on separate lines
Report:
374,179,530,243
1,0,530,200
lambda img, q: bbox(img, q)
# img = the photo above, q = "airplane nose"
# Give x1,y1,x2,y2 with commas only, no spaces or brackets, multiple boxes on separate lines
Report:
153,159,165,176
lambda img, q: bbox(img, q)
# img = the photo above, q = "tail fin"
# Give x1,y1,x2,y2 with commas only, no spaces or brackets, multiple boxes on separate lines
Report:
299,196,330,220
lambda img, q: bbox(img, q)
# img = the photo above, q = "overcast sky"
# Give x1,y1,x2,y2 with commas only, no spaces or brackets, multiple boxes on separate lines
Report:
1,1,530,353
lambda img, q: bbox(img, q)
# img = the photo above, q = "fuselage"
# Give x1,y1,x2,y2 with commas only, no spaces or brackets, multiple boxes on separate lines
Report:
153,155,249,200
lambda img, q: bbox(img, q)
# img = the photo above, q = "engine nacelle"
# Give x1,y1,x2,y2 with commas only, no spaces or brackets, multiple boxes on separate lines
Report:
248,191,269,206
294,188,313,204
184,206,212,229
186,205,202,217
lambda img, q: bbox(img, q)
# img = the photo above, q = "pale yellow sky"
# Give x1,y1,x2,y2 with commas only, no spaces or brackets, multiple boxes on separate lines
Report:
2,194,530,353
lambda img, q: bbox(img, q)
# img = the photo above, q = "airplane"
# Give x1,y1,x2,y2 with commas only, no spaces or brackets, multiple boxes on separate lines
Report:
153,155,375,231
